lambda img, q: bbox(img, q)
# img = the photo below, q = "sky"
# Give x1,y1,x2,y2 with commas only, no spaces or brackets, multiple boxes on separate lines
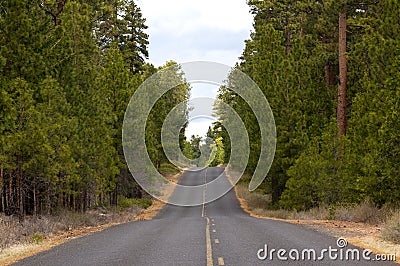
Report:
136,0,254,138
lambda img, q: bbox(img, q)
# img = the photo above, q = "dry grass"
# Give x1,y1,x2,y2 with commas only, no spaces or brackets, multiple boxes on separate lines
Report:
382,210,400,244
334,201,392,225
0,171,182,265
0,206,142,265
235,182,330,220
0,220,126,265
233,181,399,263
235,183,271,210
235,182,394,224
0,207,141,251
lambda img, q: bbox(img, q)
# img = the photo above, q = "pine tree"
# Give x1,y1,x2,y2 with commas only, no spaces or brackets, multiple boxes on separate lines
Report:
94,0,149,73
345,0,400,205
146,61,191,169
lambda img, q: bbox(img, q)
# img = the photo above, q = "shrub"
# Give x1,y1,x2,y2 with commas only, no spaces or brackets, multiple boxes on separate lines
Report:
334,200,385,224
382,210,400,244
118,197,152,209
30,233,44,244
158,163,180,175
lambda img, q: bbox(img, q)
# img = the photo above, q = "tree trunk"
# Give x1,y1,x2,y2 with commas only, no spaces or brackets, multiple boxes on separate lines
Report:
338,9,347,136
325,63,335,88
17,155,24,220
46,183,51,215
33,183,37,216
9,170,12,210
0,167,3,212
114,182,118,207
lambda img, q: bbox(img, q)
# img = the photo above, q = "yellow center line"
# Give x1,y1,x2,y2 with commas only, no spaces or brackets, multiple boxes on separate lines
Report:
204,168,213,266
202,168,208,217
218,257,225,266
205,216,213,266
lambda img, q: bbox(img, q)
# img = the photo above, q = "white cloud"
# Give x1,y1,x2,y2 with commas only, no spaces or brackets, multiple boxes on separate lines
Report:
136,0,253,138
138,0,253,36
137,0,253,66
150,48,244,68
185,118,215,139
190,83,219,99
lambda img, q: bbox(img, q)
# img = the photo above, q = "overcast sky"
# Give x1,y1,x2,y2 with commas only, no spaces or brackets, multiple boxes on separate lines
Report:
136,0,254,138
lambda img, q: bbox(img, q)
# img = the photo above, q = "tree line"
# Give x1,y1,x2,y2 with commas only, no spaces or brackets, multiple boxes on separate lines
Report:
0,0,190,218
215,0,400,210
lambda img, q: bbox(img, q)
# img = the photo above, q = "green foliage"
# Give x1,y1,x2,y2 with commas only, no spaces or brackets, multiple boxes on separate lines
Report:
218,0,400,210
209,137,225,167
145,61,191,169
30,233,44,244
344,0,400,206
118,196,152,209
0,0,155,216
1,0,399,218
158,163,180,175
328,205,336,221
182,141,195,160
280,122,344,210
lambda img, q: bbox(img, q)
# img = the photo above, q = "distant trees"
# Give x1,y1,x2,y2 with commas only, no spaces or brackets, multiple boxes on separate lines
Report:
180,135,202,165
217,0,400,209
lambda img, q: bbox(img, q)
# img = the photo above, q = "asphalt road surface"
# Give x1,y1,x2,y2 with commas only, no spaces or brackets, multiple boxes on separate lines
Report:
14,167,396,265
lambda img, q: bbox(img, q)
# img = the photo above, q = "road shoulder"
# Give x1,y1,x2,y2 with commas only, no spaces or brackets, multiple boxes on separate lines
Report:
229,177,399,264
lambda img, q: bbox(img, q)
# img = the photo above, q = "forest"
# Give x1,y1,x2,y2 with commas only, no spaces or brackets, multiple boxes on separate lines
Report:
0,0,191,218
1,0,399,221
215,0,400,211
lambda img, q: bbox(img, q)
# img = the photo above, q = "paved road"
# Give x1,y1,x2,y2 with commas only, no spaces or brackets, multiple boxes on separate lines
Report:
14,167,396,265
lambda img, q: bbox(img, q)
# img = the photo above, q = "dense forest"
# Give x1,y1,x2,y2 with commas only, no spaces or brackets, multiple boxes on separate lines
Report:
215,0,399,210
1,0,399,220
0,0,190,218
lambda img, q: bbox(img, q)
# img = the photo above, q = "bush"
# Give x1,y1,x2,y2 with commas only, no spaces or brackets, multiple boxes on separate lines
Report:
30,233,44,244
333,200,388,224
118,197,152,209
58,210,96,228
158,163,180,175
382,210,400,244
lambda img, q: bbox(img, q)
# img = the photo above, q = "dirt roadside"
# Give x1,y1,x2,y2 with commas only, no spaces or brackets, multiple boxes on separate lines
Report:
233,184,400,264
134,171,182,221
0,172,182,266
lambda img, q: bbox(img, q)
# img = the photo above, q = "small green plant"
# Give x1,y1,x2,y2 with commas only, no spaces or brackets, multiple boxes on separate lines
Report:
30,233,44,244
328,205,336,220
118,196,153,209
158,163,180,175
133,198,153,209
